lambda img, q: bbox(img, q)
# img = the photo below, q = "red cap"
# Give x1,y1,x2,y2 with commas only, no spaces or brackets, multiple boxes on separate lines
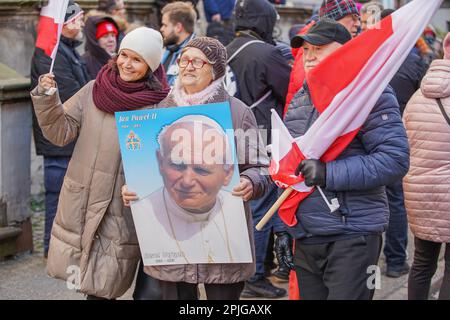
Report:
96,21,118,40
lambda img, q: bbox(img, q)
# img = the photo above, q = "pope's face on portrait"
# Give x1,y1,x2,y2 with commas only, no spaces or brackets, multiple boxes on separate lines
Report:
157,121,234,214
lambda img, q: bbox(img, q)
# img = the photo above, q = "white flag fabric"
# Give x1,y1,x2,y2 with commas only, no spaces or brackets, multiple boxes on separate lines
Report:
269,0,443,226
36,0,70,60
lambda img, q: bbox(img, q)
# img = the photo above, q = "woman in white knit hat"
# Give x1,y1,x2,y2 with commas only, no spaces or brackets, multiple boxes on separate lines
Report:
31,27,170,300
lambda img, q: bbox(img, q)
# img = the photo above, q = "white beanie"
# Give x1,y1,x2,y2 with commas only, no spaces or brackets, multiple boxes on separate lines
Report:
119,27,163,72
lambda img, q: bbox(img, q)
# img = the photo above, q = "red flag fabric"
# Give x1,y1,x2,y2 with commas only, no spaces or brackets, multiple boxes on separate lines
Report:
35,0,70,58
283,21,316,117
270,0,443,227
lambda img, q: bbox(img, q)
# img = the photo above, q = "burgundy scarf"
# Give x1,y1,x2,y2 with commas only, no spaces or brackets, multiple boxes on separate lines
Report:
93,63,170,113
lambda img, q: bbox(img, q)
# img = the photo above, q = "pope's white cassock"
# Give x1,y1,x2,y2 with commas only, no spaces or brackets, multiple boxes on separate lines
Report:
131,187,253,266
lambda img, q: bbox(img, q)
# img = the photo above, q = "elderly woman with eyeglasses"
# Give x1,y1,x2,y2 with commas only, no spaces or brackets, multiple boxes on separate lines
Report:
122,37,270,300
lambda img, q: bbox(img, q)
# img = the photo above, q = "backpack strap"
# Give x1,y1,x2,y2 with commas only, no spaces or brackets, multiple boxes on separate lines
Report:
436,98,450,126
227,40,272,109
249,90,272,109
227,40,265,63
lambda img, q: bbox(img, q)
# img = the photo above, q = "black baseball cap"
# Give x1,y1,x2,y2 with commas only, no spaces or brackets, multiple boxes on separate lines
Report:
291,18,352,48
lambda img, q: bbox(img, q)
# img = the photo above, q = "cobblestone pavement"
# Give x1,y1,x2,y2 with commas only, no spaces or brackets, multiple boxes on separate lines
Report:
0,192,444,300
3,125,443,300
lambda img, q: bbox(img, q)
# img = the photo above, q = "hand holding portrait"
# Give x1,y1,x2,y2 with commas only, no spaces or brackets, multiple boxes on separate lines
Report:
121,184,139,207
232,177,253,201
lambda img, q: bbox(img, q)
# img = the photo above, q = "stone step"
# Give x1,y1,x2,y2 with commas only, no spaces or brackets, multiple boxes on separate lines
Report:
0,226,21,241
0,226,22,259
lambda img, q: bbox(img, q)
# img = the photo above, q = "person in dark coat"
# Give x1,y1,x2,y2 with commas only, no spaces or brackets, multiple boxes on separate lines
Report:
206,21,235,46
277,19,410,300
30,1,89,258
227,0,291,299
382,49,426,278
379,8,427,279
390,52,427,115
83,16,119,79
203,0,235,24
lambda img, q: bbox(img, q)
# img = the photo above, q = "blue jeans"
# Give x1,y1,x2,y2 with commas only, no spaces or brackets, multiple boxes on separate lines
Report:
383,180,408,270
249,182,283,282
44,156,70,255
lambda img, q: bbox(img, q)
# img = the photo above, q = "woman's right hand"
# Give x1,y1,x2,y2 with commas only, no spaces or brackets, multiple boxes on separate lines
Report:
37,73,56,94
122,184,139,207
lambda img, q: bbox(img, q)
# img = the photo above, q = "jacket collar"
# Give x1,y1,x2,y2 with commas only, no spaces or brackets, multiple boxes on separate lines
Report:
236,30,264,42
60,35,82,49
166,33,196,53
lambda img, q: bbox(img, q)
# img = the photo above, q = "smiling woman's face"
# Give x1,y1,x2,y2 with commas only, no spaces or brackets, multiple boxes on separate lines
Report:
116,49,149,82
178,47,214,94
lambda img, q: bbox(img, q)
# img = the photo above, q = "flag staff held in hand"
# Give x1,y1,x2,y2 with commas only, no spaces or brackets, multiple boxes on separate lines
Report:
256,187,294,231
36,0,85,94
255,161,340,231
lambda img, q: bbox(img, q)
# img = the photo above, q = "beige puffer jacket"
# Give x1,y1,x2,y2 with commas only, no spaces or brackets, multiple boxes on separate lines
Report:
403,58,450,243
31,81,152,299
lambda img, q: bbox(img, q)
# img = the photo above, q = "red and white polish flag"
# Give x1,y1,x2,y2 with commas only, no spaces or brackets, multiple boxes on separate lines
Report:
35,0,70,61
270,0,443,227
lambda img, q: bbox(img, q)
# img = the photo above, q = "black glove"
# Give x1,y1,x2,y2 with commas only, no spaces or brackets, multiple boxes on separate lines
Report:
274,232,295,271
295,159,326,187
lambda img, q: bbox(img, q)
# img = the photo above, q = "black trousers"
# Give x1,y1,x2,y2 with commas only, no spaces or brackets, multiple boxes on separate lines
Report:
132,260,244,300
133,260,162,300
408,237,450,300
159,280,245,300
294,234,382,300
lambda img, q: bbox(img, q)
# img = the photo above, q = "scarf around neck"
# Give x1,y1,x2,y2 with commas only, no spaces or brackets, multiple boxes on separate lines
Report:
171,76,228,107
93,63,170,113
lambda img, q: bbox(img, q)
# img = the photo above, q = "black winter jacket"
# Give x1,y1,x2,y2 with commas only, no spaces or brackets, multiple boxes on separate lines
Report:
389,51,427,115
226,0,290,143
31,36,89,157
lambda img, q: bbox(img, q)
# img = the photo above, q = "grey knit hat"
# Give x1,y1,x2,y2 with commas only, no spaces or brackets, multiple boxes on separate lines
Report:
65,1,84,24
182,37,227,80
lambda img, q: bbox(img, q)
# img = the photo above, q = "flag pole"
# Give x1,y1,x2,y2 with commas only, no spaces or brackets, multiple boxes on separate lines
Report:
49,1,68,74
255,185,340,231
49,48,58,74
255,187,293,231
45,0,69,95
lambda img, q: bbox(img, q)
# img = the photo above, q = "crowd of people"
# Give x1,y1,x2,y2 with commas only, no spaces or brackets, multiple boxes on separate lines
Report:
30,0,450,300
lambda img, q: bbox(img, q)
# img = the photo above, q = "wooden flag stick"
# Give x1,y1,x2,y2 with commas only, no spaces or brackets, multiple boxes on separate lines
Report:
255,187,294,231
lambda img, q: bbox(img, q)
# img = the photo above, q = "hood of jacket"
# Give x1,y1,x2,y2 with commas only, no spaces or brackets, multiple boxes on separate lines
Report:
420,59,450,99
84,15,118,61
234,0,277,45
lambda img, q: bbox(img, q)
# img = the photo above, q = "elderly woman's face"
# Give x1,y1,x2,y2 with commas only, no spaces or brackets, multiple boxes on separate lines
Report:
178,48,214,94
117,49,149,82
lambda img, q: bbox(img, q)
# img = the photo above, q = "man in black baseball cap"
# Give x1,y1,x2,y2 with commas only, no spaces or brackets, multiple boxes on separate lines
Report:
276,15,409,300
290,18,352,74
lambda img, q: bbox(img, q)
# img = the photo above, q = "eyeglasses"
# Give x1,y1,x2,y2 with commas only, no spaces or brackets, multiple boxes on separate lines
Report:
177,57,209,69
352,13,361,22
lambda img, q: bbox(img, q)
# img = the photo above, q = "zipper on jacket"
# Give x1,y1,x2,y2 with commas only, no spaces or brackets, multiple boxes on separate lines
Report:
337,192,348,225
